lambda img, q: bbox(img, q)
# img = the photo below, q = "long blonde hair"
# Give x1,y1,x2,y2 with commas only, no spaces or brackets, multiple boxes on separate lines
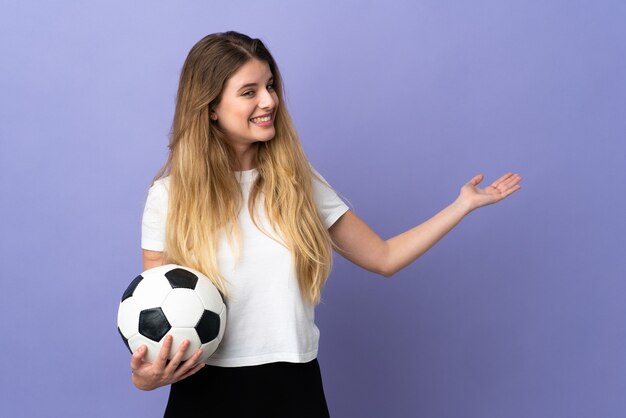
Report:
151,31,334,305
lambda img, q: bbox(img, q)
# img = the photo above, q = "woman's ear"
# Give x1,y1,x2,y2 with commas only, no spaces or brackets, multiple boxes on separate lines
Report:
209,103,218,121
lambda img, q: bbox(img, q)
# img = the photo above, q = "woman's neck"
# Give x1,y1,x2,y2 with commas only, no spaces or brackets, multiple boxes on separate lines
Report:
232,144,258,171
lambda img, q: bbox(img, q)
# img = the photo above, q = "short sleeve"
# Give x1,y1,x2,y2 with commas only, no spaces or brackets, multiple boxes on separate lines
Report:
141,177,170,251
310,166,350,229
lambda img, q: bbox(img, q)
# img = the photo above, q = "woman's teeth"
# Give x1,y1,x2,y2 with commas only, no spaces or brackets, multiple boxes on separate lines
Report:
251,115,271,123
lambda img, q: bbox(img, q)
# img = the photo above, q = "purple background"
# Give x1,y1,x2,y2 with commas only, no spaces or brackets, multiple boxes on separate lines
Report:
1,1,625,417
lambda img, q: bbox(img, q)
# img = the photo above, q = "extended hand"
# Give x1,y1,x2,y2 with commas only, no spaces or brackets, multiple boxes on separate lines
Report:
459,172,522,212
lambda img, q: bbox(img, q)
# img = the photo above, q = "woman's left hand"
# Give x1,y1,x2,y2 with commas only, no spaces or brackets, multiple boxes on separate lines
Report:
458,172,522,213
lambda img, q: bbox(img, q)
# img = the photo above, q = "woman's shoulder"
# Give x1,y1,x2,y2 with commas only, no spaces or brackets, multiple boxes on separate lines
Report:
151,175,171,189
308,163,333,189
147,176,171,200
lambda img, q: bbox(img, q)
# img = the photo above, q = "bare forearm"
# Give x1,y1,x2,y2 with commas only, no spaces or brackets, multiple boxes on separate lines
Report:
382,198,472,276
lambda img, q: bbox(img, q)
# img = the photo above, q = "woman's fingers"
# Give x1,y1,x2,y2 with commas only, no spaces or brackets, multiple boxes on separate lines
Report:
489,174,508,189
174,359,205,383
174,347,204,378
500,174,522,193
129,336,205,389
469,174,484,185
490,174,522,203
153,335,174,370
130,345,147,371
165,339,191,374
491,172,515,189
492,173,521,191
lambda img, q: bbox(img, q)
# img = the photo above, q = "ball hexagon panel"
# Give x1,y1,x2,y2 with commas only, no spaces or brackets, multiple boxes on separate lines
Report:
146,264,178,276
132,274,173,308
117,297,141,338
161,289,204,327
194,275,226,311
139,307,171,342
164,267,198,289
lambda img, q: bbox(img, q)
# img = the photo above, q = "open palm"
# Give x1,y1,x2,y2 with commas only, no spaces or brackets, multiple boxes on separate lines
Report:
459,172,522,212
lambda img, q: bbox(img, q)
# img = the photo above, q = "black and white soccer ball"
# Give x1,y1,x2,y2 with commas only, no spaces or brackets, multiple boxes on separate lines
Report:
117,264,226,364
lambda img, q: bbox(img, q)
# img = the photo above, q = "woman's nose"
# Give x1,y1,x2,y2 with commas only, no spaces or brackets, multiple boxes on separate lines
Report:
259,89,277,109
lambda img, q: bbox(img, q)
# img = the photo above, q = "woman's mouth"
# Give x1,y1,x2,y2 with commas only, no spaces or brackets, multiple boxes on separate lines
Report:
250,114,273,126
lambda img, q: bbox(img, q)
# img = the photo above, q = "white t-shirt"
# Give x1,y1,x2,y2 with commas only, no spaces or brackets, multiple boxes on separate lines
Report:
141,167,349,367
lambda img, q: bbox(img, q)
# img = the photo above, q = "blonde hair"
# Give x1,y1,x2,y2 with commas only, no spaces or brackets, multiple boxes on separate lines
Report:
151,31,334,305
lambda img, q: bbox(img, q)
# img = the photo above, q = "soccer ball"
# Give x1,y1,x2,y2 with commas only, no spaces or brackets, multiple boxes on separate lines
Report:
117,264,226,364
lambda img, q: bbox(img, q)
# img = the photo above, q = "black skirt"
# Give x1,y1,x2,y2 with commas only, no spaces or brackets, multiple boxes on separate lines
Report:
164,358,331,418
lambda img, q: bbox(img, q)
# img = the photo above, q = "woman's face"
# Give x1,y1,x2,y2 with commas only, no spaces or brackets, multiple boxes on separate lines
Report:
211,59,279,151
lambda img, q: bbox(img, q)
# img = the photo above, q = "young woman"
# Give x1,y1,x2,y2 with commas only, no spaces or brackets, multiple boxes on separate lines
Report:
130,31,522,417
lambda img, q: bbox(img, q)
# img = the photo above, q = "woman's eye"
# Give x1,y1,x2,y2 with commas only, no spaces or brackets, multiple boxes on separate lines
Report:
242,84,274,97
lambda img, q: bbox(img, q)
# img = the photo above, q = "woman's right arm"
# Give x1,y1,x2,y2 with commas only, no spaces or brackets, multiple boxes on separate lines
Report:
143,249,165,271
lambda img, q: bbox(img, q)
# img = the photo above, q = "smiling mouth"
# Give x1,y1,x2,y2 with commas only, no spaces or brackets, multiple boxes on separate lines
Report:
250,114,272,123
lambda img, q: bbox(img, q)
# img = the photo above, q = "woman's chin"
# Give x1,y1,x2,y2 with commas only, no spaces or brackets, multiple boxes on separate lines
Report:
256,132,276,142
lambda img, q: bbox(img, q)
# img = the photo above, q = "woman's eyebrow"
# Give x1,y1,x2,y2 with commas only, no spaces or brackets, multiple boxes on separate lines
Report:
237,76,274,91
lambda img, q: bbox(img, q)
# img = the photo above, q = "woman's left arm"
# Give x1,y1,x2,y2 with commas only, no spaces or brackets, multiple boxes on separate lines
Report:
328,172,522,277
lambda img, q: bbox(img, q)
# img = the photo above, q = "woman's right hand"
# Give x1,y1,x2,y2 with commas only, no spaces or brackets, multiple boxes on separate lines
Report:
130,335,205,391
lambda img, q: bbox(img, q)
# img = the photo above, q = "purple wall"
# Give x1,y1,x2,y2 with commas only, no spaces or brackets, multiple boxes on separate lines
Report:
2,1,625,417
